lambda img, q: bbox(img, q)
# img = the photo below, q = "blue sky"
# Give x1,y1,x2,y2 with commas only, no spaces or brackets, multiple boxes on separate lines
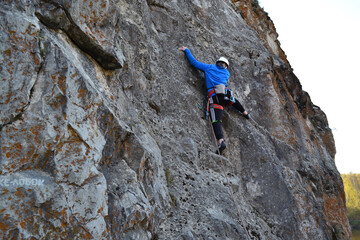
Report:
259,0,360,173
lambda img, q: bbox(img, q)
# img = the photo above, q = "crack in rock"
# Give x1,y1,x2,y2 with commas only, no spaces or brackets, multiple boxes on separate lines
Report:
0,62,43,132
35,0,122,70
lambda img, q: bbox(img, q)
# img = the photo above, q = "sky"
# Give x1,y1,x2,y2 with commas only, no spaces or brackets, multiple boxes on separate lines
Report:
258,0,360,173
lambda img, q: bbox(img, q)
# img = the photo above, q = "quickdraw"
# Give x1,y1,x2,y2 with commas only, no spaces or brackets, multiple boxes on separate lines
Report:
207,97,223,123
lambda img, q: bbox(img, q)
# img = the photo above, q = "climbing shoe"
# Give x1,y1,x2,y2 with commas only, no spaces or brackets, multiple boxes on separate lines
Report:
243,113,250,119
216,141,226,154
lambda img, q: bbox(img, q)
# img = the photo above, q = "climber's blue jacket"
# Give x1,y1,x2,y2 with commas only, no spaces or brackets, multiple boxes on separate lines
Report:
184,48,230,92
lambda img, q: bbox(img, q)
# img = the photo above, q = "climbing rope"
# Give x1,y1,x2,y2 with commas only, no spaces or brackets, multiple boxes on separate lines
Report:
247,115,296,152
207,101,252,240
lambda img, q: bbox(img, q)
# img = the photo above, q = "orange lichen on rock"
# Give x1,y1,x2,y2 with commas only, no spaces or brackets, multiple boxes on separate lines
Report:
323,193,351,238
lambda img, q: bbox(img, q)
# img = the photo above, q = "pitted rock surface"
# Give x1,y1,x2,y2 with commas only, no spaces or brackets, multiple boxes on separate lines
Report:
0,0,350,239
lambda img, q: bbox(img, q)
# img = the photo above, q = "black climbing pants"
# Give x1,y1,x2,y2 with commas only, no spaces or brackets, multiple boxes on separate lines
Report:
211,94,245,140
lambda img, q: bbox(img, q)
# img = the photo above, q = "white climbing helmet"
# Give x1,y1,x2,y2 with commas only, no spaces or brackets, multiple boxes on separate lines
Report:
216,57,229,67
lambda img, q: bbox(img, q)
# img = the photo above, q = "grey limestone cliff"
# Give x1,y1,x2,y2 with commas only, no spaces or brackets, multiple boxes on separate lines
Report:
0,0,350,239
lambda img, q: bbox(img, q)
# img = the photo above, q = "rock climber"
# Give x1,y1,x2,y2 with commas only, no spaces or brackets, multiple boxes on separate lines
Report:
179,46,249,154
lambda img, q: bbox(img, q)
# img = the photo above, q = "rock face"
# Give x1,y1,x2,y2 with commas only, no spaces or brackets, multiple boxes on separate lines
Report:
0,0,350,239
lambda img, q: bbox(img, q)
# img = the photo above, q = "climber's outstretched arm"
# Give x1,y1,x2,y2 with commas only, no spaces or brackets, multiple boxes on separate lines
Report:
179,46,211,72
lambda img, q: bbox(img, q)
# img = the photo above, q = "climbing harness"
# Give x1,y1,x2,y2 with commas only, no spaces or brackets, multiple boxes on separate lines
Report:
206,85,235,122
206,91,252,240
